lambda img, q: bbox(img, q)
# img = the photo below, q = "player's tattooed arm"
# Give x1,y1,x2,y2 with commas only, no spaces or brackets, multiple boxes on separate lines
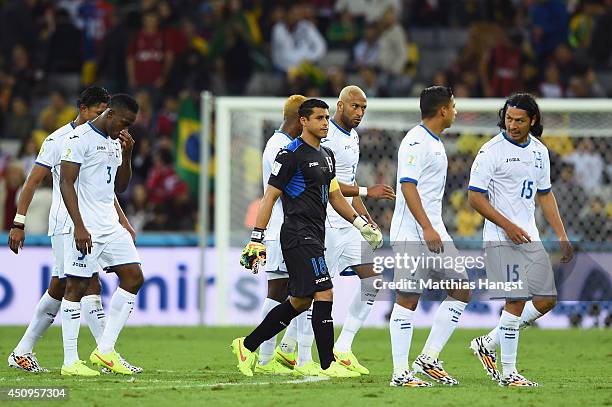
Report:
402,182,444,253
115,130,134,193
60,161,92,255
468,190,531,245
253,185,282,230
536,190,573,262
8,164,51,253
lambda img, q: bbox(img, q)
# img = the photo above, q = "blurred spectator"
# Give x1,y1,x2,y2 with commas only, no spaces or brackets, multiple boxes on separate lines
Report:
377,7,406,77
209,0,257,95
539,63,564,97
168,18,209,93
134,89,154,132
588,0,612,67
127,11,174,92
479,32,524,97
46,8,83,95
551,43,578,88
164,187,197,231
353,23,380,68
579,196,612,242
0,44,39,103
97,9,129,92
326,10,359,49
146,147,188,205
17,136,37,177
0,161,25,230
323,66,346,96
155,94,179,138
125,184,152,233
1,96,34,140
529,0,569,61
37,89,77,134
271,2,327,73
132,137,153,184
335,0,401,24
354,66,387,97
564,138,604,194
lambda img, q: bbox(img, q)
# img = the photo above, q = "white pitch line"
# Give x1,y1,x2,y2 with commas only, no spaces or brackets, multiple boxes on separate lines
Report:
92,376,329,391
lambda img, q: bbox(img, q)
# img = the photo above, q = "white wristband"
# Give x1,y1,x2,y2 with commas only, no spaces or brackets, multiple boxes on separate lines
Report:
352,215,368,229
358,186,368,197
14,214,26,224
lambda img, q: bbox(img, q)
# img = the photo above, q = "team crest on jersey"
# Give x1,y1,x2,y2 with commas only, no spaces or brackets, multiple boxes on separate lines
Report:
532,150,543,168
63,148,72,159
325,157,333,172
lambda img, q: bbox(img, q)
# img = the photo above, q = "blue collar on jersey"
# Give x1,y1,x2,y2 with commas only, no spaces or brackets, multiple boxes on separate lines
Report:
419,123,440,141
330,118,351,136
69,121,76,129
502,131,530,148
275,129,293,141
88,121,108,138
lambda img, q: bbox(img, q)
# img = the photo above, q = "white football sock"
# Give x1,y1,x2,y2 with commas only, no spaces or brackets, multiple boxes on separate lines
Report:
335,276,377,353
14,291,61,355
499,310,521,376
422,297,467,359
61,299,81,366
258,298,280,365
81,295,106,345
486,301,543,349
390,302,414,374
297,308,314,366
279,312,298,354
98,288,136,354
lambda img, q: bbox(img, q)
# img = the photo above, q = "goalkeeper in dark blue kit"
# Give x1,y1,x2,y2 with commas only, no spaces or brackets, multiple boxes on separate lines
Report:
232,99,383,378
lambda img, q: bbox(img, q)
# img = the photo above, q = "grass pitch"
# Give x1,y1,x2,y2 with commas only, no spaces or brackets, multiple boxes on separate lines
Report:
0,326,611,406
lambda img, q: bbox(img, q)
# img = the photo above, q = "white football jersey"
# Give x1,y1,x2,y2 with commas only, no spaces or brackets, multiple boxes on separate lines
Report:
35,121,76,236
61,121,123,236
323,118,360,228
468,132,551,243
262,129,294,241
390,124,450,242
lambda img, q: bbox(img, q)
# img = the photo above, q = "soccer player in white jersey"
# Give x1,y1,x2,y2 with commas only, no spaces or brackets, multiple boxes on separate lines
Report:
254,94,307,375
388,86,471,387
59,94,143,376
7,87,140,375
317,85,395,375
467,93,573,387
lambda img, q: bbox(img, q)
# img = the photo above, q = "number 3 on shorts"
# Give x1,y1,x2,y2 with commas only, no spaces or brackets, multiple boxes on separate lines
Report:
106,166,111,183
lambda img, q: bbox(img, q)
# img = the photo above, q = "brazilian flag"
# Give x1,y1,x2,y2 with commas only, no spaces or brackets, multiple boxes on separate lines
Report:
174,98,200,196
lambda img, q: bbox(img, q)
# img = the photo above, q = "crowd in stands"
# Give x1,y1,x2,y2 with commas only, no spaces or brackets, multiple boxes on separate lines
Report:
0,0,610,241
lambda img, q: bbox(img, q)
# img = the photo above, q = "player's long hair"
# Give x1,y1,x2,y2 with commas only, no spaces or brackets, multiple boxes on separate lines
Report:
497,93,544,138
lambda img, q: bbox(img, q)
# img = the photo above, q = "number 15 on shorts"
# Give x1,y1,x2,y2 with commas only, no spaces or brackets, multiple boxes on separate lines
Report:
506,264,519,282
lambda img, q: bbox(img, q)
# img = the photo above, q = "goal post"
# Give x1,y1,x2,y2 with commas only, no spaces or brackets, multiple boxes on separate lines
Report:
210,96,612,324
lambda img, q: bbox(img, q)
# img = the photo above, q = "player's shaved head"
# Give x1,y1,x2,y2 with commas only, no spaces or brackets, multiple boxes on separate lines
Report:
336,85,367,130
339,85,366,103
283,94,307,119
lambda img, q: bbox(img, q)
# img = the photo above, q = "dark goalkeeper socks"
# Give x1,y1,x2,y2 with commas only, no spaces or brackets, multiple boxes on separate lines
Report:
312,300,334,370
244,300,300,352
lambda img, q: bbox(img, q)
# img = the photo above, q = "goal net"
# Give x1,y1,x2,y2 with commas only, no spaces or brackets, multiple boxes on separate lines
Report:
210,97,612,321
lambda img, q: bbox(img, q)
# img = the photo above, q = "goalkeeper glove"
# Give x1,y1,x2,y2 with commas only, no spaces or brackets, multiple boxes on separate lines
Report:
353,215,383,249
240,227,267,273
